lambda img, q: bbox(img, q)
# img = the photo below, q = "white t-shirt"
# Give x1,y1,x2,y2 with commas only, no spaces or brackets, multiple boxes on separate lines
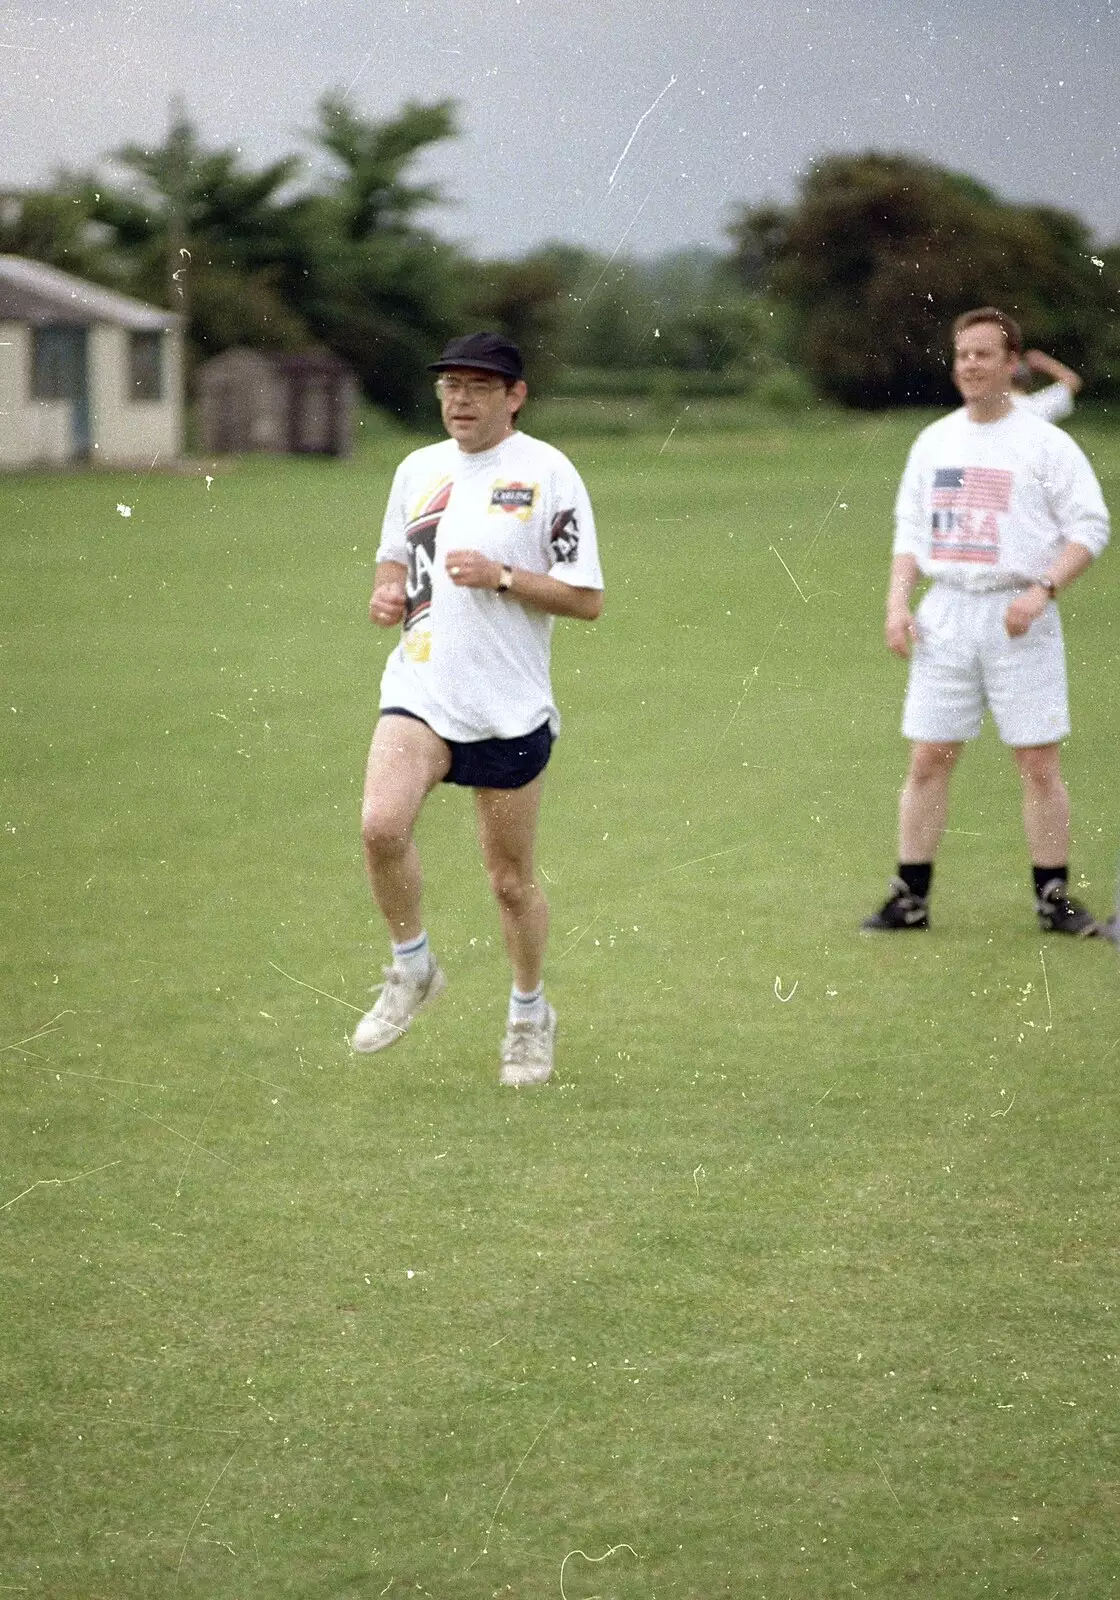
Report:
1016,383,1075,424
375,431,603,742
893,405,1109,591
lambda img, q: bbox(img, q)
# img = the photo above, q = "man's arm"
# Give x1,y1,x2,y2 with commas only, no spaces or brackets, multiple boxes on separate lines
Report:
442,548,603,620
369,560,407,626
1023,349,1083,395
1003,542,1095,637
884,553,921,658
1005,431,1110,636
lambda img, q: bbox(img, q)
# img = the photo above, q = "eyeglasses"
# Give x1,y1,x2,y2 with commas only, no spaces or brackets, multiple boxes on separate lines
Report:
435,376,506,399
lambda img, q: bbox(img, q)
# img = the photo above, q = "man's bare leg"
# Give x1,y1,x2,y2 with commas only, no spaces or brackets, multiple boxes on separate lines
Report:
474,776,548,991
361,715,450,941
898,740,964,861
476,777,556,1084
1013,743,1069,867
1012,742,1097,933
352,716,452,1054
864,739,964,928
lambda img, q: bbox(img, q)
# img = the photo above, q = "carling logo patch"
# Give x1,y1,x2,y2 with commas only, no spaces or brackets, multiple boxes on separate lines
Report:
490,481,537,518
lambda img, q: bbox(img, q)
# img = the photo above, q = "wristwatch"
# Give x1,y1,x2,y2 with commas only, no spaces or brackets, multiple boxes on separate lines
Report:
1038,576,1058,599
496,564,514,593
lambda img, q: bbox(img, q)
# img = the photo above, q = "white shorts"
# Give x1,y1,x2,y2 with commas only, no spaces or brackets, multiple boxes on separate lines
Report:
902,584,1069,747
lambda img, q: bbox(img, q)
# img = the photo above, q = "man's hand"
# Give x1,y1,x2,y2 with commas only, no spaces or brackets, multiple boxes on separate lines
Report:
445,548,501,590
886,605,920,658
369,578,406,626
1004,585,1050,638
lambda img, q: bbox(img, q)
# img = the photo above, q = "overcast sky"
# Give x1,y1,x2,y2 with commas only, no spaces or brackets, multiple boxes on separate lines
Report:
2,0,1118,259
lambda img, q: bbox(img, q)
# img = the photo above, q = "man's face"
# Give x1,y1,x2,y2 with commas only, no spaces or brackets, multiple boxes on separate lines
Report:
436,368,527,453
952,322,1018,409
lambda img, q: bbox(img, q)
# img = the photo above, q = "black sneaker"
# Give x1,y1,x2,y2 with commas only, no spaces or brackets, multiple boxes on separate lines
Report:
861,876,930,931
1035,879,1098,937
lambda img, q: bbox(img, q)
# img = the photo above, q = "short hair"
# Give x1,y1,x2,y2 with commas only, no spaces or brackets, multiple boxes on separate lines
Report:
952,306,1023,356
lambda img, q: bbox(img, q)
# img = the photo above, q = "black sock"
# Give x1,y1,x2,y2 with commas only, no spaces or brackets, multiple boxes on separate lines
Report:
1033,865,1067,897
898,862,932,899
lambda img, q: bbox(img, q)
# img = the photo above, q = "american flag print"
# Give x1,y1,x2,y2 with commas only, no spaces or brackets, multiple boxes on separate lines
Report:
931,466,1013,511
929,465,1013,563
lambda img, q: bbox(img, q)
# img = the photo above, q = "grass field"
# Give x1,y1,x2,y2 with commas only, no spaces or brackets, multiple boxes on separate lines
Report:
2,409,1118,1598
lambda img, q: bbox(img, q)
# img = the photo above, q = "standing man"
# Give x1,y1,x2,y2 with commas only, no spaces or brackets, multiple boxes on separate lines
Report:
863,307,1109,934
352,332,604,1084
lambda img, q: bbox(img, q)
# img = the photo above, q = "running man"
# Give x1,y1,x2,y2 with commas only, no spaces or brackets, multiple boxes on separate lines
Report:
863,307,1109,935
352,332,604,1084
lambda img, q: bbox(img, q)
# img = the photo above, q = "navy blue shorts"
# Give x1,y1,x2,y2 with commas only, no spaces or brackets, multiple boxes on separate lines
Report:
380,709,553,790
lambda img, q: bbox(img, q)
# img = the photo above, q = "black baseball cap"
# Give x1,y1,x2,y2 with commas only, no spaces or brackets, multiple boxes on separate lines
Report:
428,331,524,380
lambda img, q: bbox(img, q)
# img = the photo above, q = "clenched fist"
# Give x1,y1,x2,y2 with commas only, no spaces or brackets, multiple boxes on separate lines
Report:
445,549,502,590
370,578,406,626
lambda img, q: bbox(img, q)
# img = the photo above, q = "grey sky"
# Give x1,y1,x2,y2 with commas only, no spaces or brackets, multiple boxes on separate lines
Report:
2,0,1118,257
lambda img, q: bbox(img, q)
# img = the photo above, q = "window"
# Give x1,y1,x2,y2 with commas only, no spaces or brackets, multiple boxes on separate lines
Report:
129,330,163,400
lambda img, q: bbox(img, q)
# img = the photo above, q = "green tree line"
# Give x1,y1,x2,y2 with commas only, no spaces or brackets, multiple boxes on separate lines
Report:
728,152,1120,406
3,99,1117,413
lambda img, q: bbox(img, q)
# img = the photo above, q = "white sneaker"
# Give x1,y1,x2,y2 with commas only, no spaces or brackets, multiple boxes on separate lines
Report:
499,1004,557,1086
351,962,446,1053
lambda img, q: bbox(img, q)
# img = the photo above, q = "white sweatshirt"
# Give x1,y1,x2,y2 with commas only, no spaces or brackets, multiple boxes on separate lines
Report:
893,405,1108,590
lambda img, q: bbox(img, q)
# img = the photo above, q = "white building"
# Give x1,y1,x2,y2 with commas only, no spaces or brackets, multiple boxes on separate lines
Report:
0,255,182,468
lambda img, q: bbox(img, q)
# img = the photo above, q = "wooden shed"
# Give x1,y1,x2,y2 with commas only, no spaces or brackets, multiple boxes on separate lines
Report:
196,347,356,457
0,255,182,468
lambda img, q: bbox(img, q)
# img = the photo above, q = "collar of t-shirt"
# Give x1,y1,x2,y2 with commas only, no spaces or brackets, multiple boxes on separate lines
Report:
452,432,520,473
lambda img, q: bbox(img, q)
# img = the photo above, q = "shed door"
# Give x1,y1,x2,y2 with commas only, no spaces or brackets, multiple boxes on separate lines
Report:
32,326,91,459
288,370,336,454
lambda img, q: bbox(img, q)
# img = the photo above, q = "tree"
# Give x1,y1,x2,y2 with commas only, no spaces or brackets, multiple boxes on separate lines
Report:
279,94,463,416
1090,243,1120,398
0,185,114,281
84,101,309,356
733,153,1114,407
6,95,464,412
726,204,789,294
462,251,575,389
310,93,454,241
556,260,659,371
631,251,769,374
652,293,767,373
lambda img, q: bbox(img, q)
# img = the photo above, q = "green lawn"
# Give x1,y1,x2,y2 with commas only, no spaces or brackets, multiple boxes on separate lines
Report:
2,411,1118,1598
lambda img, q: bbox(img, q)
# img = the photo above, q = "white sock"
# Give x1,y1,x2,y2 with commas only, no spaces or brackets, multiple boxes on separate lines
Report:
509,983,546,1026
392,931,432,980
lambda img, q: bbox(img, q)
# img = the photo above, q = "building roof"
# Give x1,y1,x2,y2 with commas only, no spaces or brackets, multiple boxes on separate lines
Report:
197,346,355,383
0,256,179,331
